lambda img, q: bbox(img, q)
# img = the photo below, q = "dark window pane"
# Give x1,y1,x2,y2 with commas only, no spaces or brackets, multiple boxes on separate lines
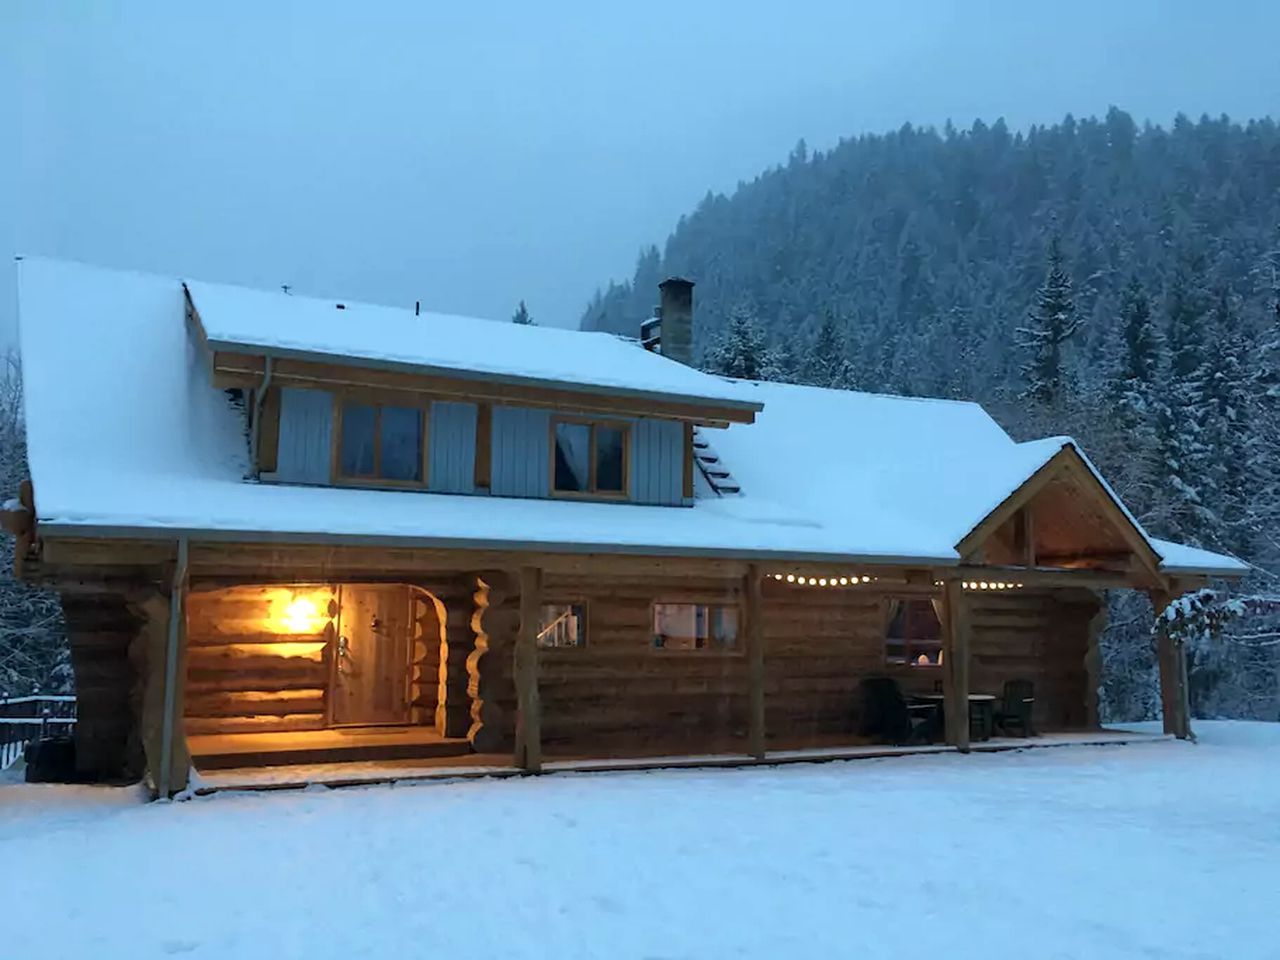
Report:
710,606,739,649
340,402,376,476
595,425,626,492
379,406,423,481
538,603,586,648
652,603,737,651
653,602,697,650
554,422,591,492
885,599,943,667
906,600,942,641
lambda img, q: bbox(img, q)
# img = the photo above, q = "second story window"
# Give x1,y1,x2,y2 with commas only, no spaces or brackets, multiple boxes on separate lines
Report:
552,419,628,497
337,398,427,485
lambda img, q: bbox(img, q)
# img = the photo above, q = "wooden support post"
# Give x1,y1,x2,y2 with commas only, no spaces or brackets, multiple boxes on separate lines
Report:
745,563,765,760
1015,506,1036,568
139,542,191,798
1084,597,1108,730
514,565,542,772
943,580,971,752
1149,589,1192,740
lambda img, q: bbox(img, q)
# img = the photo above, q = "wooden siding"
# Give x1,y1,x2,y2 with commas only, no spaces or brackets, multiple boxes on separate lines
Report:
759,581,889,738
59,592,148,779
490,405,551,498
969,590,1096,730
183,585,337,736
631,418,686,506
536,572,748,753
525,577,1101,755
428,400,477,494
263,389,684,505
490,406,684,505
273,387,333,484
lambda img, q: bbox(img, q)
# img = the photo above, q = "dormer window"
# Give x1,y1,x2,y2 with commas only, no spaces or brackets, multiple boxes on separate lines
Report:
336,397,428,486
552,418,629,498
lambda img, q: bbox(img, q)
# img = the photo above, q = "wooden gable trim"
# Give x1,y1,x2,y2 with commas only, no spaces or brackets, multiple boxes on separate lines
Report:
955,444,1164,587
204,349,754,427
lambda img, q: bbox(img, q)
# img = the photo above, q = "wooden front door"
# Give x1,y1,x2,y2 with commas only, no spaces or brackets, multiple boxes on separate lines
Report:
331,585,413,726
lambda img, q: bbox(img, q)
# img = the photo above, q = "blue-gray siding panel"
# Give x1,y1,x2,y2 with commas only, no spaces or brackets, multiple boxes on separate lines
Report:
631,418,684,506
491,405,551,498
275,387,333,485
429,401,477,494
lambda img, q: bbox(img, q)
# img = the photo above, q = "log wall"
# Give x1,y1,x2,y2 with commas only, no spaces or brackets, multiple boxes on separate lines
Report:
537,572,748,754
530,577,1101,754
60,591,147,779
183,585,338,736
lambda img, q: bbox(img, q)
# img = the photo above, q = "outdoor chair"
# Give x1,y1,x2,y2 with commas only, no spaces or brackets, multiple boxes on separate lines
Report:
993,679,1036,737
857,677,939,746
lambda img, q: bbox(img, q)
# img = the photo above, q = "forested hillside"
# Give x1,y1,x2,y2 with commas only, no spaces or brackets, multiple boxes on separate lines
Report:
584,108,1280,720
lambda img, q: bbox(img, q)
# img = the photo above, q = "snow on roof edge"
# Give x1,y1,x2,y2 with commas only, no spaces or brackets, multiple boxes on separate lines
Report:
31,517,962,566
198,334,764,414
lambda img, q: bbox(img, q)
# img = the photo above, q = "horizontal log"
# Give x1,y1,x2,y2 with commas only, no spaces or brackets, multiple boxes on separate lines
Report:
185,688,326,718
184,713,326,735
187,628,331,646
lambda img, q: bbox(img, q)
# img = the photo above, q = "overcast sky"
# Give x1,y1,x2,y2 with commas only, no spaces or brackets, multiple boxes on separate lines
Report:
4,1,1280,341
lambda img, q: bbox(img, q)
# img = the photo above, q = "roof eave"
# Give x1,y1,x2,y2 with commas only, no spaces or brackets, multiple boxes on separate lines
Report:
200,337,764,421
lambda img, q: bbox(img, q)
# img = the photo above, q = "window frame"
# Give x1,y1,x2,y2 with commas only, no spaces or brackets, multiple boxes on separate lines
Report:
883,596,944,668
331,390,431,490
650,600,743,655
549,416,631,500
537,600,589,650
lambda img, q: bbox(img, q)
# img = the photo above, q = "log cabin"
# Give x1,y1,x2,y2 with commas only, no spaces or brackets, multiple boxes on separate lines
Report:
5,257,1246,795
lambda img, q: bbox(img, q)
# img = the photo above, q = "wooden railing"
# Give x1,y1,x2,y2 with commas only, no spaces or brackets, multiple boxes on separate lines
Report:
0,696,77,769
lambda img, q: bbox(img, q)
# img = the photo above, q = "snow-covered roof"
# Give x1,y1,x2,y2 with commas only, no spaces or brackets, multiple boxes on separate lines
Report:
184,277,760,415
16,257,1247,577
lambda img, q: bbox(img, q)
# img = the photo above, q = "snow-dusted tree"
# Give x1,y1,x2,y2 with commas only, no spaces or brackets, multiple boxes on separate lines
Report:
700,306,782,381
1199,290,1257,554
0,354,71,697
511,300,535,325
1017,235,1081,408
1102,278,1163,516
1154,261,1213,545
798,311,857,389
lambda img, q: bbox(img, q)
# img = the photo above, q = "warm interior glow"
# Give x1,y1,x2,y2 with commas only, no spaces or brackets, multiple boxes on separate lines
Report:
281,597,320,633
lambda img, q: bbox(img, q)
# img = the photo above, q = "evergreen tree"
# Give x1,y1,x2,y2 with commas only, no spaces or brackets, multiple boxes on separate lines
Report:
799,311,857,388
511,300,535,325
700,306,782,381
1102,278,1162,516
1155,261,1213,543
1200,290,1256,553
1017,235,1081,407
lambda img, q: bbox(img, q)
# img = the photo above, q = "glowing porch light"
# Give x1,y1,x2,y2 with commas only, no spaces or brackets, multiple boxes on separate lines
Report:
280,595,321,634
818,578,828,586
839,577,849,586
785,574,796,583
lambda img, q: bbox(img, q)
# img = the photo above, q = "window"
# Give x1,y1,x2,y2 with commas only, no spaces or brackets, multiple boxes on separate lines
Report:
538,603,586,648
553,419,628,496
885,598,943,667
652,603,739,651
337,399,426,484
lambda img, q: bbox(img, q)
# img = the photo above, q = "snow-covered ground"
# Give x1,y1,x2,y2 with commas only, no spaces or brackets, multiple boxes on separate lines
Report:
2,721,1275,960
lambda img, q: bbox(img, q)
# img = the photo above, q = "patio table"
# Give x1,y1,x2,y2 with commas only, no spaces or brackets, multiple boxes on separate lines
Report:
912,693,998,741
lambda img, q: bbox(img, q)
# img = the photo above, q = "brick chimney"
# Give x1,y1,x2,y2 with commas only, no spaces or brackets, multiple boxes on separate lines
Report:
657,277,694,365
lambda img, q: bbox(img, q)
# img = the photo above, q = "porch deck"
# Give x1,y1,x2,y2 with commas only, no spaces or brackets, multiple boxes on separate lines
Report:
188,726,473,770
190,726,1168,795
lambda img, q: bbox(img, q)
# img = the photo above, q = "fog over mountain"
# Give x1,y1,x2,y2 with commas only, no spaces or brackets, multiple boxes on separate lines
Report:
4,1,1280,342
